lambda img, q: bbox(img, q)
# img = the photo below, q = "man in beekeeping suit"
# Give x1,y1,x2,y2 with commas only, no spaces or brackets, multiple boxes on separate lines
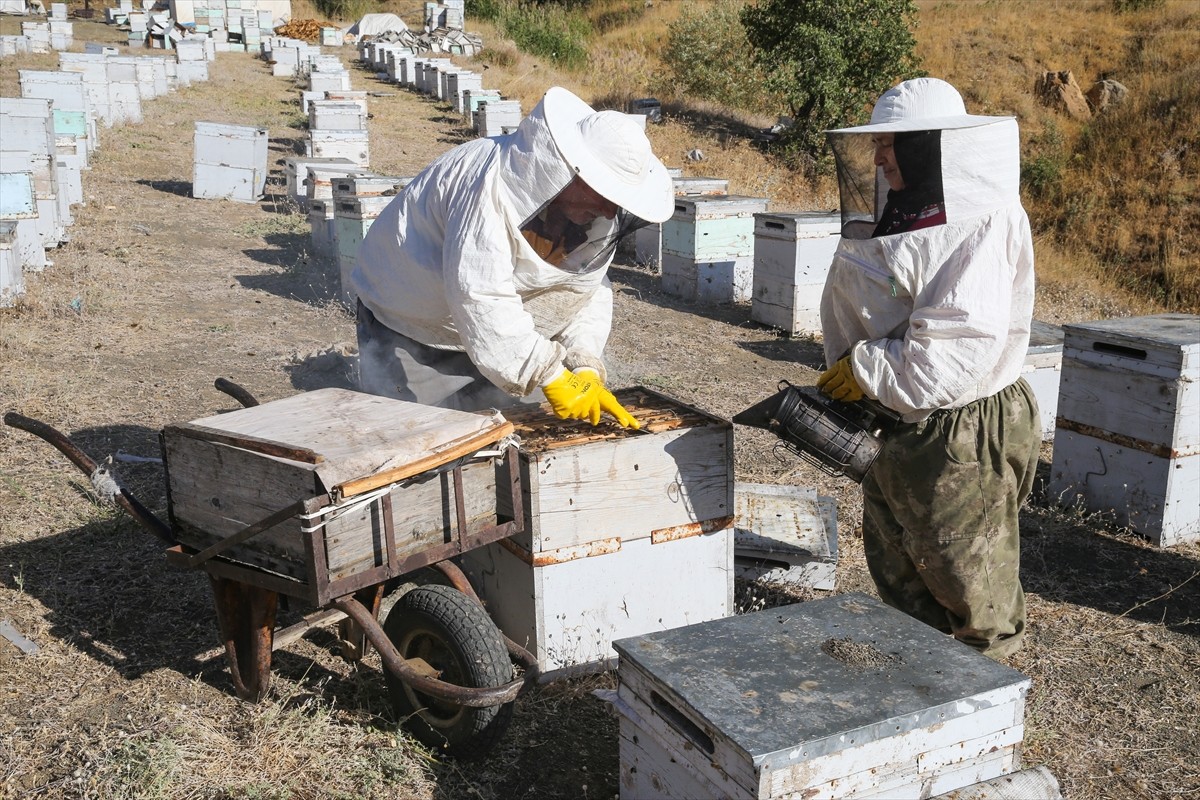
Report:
351,86,674,429
818,78,1041,658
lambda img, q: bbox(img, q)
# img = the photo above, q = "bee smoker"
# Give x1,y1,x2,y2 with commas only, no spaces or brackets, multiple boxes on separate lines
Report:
732,381,899,483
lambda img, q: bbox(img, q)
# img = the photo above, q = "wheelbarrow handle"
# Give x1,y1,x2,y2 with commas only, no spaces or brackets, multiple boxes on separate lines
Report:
213,378,260,408
3,412,177,546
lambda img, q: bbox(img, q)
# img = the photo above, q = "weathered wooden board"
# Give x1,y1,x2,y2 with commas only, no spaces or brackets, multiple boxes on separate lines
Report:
733,483,836,591
163,389,516,585
500,387,734,551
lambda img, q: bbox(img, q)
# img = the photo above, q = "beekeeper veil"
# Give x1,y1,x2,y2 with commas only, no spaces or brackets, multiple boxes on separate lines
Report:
517,87,674,273
826,78,1018,240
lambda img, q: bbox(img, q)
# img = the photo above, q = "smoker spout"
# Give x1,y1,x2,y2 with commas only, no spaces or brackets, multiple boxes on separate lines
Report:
731,387,790,430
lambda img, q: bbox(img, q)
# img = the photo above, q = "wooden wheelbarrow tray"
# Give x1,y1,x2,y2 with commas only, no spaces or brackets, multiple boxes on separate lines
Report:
4,383,540,718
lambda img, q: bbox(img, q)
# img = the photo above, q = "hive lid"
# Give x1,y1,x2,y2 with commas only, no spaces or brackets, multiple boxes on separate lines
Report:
164,388,513,500
613,592,1029,766
1062,313,1199,370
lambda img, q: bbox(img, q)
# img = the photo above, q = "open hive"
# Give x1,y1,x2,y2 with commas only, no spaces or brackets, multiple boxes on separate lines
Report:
461,387,736,678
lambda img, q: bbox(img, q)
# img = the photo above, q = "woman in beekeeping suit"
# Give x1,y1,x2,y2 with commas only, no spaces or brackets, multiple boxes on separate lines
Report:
351,86,674,428
817,78,1041,658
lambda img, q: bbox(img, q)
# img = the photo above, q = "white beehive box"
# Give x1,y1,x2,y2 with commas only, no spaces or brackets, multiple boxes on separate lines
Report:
334,194,393,308
463,88,502,120
0,171,44,273
308,99,366,131
612,592,1031,799
750,212,841,336
19,70,96,152
308,198,336,258
1049,313,1199,547
306,129,370,167
1024,320,1064,440
633,175,729,267
283,156,354,209
105,57,144,125
305,163,373,205
193,121,268,203
58,54,114,128
475,99,522,137
460,388,736,679
309,69,351,95
447,70,482,113
734,483,836,591
661,195,769,304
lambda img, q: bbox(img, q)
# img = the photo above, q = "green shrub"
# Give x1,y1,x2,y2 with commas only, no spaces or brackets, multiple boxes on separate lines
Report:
741,0,924,167
466,0,592,69
662,0,773,114
1112,0,1165,12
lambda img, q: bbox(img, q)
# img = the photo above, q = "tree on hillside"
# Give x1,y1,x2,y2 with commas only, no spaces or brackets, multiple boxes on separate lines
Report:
741,0,924,168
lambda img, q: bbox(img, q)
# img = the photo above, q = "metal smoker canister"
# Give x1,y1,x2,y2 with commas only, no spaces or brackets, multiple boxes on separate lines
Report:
732,382,883,483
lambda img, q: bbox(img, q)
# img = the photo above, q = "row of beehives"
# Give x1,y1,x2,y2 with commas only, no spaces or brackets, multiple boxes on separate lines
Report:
357,39,519,137
1,2,72,55
0,39,215,309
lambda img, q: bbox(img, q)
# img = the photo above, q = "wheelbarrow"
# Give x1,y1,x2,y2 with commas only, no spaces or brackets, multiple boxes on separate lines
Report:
3,379,540,759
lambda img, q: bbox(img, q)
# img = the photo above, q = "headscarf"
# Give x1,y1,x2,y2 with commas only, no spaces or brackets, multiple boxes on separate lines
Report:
873,130,946,238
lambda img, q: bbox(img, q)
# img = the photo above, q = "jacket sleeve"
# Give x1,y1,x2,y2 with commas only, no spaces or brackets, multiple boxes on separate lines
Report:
440,176,565,397
554,275,613,378
854,217,1017,415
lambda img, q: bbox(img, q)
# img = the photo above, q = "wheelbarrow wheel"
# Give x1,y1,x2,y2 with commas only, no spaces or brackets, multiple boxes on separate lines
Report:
382,584,514,759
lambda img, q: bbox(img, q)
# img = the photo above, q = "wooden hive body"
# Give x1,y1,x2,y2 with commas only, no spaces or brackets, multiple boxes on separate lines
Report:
1049,313,1200,546
733,482,837,591
661,195,769,304
1023,320,1064,440
460,387,735,678
749,212,841,336
612,593,1030,799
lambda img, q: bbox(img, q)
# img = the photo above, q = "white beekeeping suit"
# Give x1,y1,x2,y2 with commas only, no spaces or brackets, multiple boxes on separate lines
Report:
821,78,1035,423
816,78,1041,660
352,86,672,414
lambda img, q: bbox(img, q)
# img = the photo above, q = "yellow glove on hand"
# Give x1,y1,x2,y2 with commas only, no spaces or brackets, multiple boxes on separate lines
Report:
817,356,865,403
543,368,603,423
598,386,641,430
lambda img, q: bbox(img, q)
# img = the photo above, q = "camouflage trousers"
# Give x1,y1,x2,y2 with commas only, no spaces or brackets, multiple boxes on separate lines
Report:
861,378,1040,659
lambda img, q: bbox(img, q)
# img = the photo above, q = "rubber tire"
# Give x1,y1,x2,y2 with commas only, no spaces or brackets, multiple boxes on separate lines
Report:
382,584,514,759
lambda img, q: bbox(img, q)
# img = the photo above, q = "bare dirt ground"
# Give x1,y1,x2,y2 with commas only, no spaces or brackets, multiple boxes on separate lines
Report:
1,20,1198,800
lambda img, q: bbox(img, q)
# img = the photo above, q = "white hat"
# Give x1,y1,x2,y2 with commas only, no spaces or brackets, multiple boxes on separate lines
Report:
828,78,1010,133
543,86,675,223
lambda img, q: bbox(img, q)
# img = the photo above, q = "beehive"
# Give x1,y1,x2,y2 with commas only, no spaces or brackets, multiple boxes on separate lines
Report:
308,99,366,131
613,592,1030,799
750,212,841,336
193,121,268,203
633,176,729,267
283,156,354,209
334,194,394,307
459,387,735,679
661,195,769,304
474,99,522,137
734,483,836,591
1049,313,1199,546
306,129,369,167
162,388,518,605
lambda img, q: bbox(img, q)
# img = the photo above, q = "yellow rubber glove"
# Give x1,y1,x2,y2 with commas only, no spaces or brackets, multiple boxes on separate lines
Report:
817,356,865,402
542,368,603,423
598,386,641,430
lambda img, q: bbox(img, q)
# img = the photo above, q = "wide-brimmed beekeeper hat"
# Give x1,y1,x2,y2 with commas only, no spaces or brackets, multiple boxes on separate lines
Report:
828,77,1010,133
543,86,674,223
